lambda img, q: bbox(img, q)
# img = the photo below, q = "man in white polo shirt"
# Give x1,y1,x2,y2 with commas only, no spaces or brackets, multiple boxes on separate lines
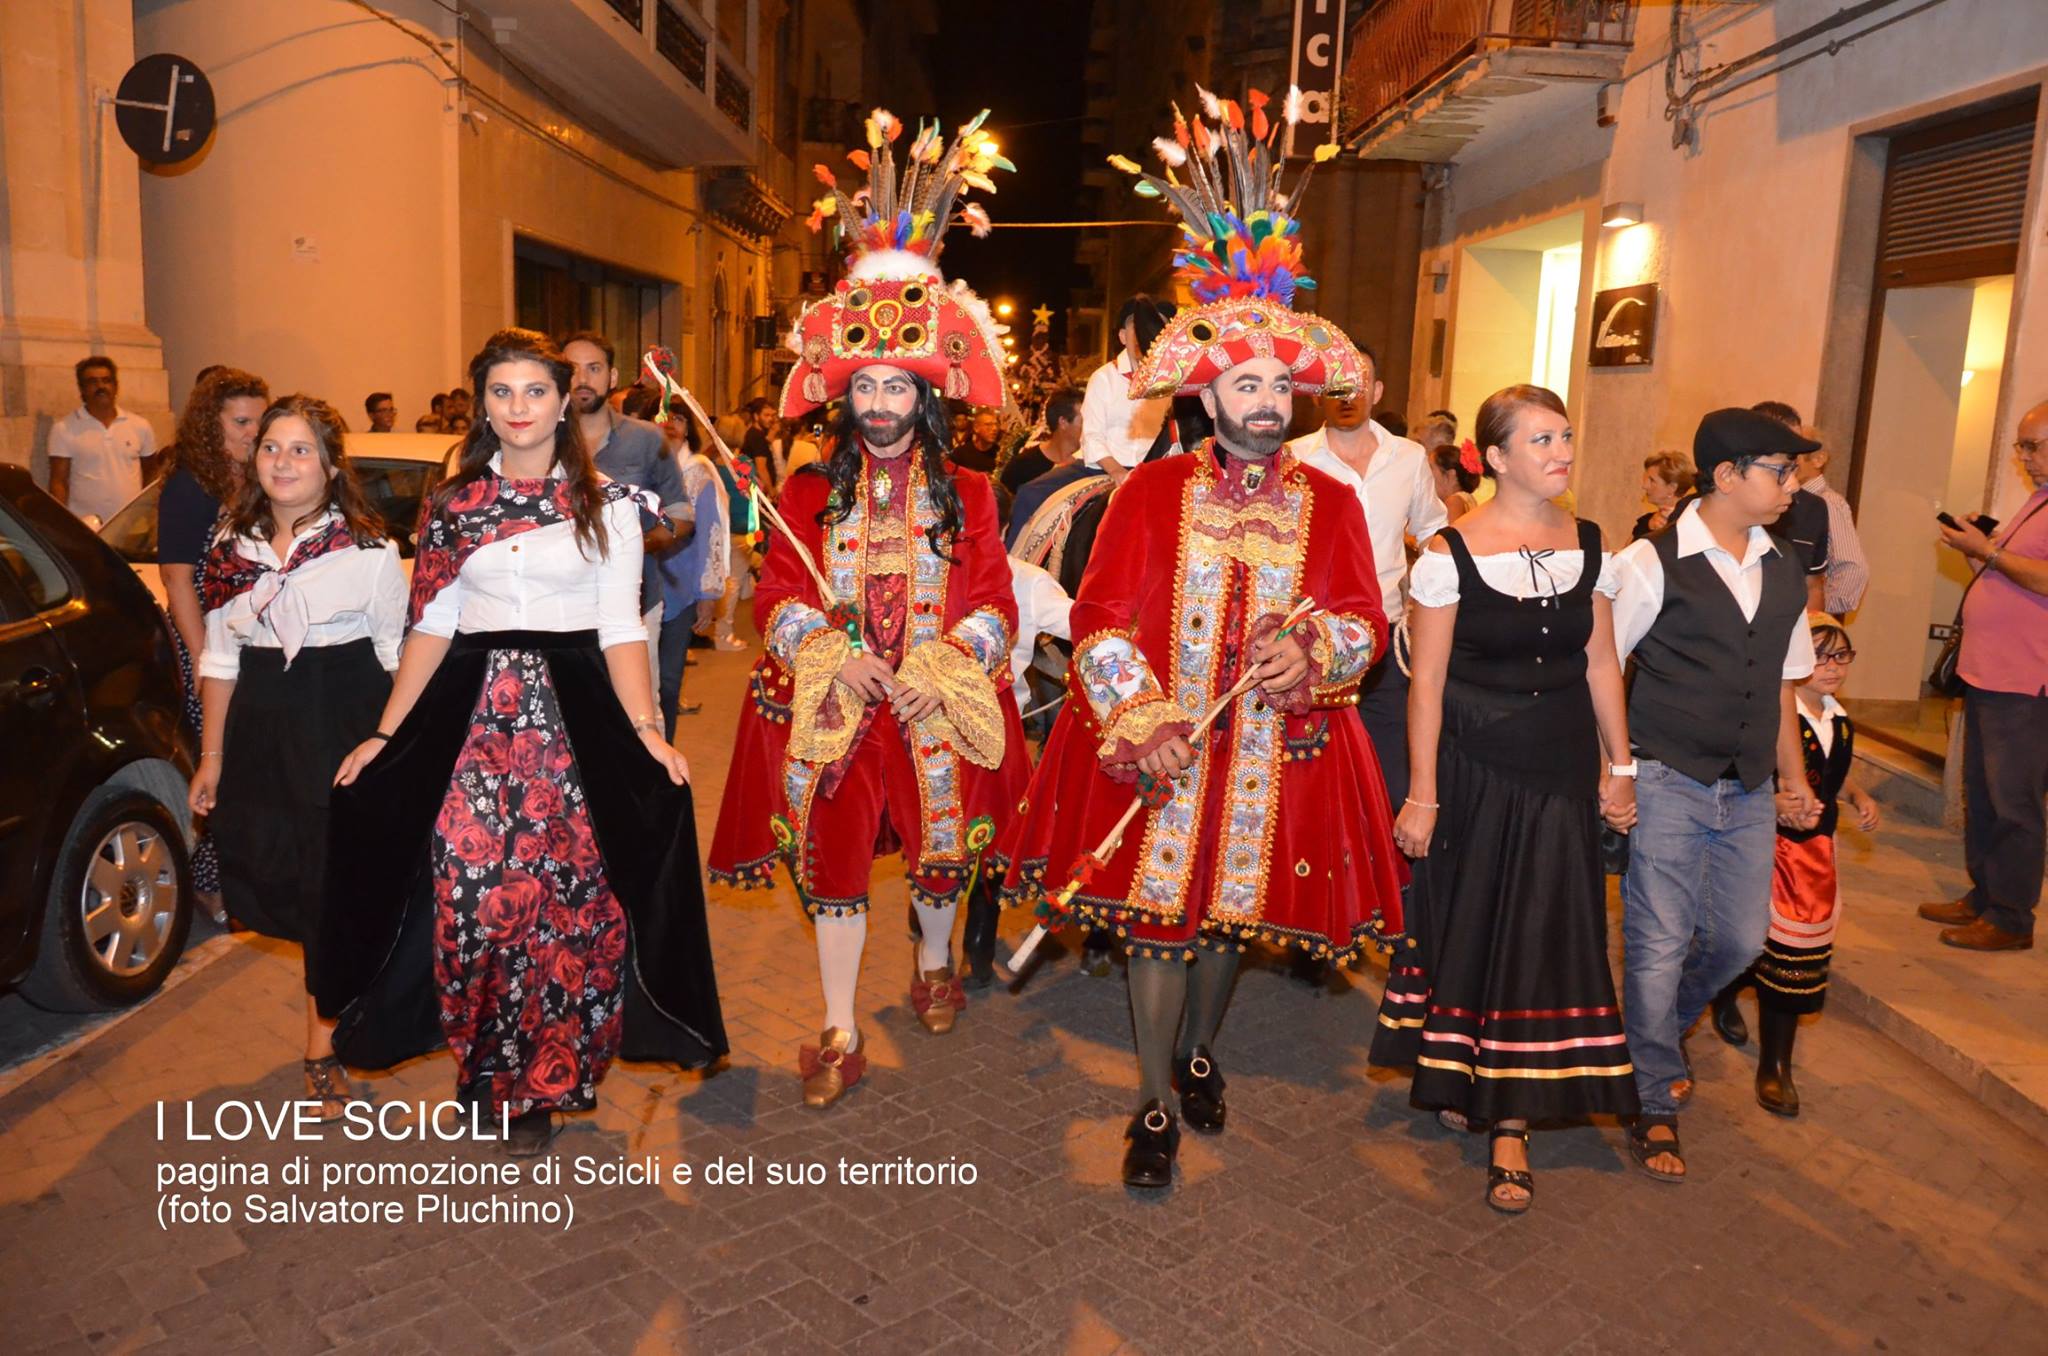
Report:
1079,295,1176,485
48,355,156,524
1285,344,1446,811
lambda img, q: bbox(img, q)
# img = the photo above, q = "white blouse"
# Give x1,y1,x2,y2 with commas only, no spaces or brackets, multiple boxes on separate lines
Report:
410,489,646,650
198,516,407,681
1408,547,1619,608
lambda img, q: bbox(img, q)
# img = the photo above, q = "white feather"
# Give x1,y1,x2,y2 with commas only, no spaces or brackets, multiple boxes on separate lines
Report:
1283,85,1304,124
1151,136,1187,168
848,249,942,282
1196,85,1222,120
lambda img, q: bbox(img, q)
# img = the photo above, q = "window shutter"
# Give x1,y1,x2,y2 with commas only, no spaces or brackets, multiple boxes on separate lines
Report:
1877,98,2037,285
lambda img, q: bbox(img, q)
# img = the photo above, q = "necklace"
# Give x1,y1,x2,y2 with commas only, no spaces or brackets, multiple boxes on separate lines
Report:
872,464,895,504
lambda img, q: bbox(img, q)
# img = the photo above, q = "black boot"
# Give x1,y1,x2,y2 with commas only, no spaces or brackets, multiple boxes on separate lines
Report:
1173,1045,1227,1133
1754,1007,1801,1118
1122,1099,1180,1189
1711,980,1750,1047
962,883,1000,989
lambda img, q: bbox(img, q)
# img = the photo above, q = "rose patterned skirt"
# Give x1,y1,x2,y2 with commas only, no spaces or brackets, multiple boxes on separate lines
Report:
432,649,626,1113
318,630,728,1095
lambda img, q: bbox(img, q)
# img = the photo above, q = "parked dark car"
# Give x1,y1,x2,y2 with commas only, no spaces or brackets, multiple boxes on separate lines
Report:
0,466,196,1010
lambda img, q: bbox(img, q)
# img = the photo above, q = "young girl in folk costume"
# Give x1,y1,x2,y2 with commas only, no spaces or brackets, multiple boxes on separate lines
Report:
1743,615,1880,1116
187,395,405,1119
318,329,727,1156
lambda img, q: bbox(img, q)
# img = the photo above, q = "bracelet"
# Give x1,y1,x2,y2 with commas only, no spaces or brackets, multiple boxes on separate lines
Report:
367,731,393,742
632,716,661,734
1984,547,2003,572
200,751,224,760
1403,797,1439,810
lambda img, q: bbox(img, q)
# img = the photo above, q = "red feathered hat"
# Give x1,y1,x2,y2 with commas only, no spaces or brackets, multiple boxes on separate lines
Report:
779,109,1014,419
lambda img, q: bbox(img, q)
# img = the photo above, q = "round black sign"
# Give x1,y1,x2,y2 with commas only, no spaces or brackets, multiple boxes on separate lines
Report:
114,55,216,165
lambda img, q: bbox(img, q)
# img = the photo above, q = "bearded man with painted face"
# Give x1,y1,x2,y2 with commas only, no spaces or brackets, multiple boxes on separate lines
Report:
708,109,1029,1109
1001,88,1408,1190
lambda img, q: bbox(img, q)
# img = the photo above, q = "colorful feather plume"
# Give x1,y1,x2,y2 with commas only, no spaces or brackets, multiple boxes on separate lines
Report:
804,107,1014,261
1108,85,1342,305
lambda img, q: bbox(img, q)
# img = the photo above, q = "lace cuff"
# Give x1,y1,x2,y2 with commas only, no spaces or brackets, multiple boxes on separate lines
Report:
1098,693,1197,777
788,628,864,765
1248,612,1320,715
896,638,1006,769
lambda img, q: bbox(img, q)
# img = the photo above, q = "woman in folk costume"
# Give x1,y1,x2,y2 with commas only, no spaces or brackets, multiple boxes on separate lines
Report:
1375,385,1640,1215
708,110,1031,1109
318,329,727,1157
1001,87,1407,1190
188,395,405,1120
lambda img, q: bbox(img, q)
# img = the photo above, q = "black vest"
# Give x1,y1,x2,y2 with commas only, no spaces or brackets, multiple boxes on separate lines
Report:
1628,522,1807,789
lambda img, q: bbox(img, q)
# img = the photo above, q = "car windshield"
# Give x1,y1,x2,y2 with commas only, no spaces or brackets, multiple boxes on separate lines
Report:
98,460,442,561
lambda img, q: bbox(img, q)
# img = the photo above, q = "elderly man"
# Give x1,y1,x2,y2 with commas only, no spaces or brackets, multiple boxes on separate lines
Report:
1004,89,1406,1190
1921,400,2048,951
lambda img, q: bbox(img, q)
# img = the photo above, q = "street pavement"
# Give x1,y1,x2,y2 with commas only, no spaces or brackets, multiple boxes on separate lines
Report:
3,635,2046,1355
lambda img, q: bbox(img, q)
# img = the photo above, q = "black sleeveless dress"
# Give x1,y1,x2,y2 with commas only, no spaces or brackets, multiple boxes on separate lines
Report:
1370,521,1640,1123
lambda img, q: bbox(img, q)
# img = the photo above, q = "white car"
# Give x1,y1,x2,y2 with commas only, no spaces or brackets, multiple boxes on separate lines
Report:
99,432,456,604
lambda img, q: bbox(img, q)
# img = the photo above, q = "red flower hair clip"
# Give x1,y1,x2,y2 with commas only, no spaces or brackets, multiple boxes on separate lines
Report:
1458,439,1483,477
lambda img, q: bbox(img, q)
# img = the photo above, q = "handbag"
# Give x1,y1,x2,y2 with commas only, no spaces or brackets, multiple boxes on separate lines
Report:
1929,498,2046,696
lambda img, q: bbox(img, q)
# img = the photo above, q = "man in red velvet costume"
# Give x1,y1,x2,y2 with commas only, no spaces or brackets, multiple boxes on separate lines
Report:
708,109,1029,1108
1001,86,1407,1188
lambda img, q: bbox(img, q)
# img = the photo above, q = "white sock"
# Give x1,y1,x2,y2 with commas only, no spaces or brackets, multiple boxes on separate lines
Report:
913,900,957,973
815,913,867,1046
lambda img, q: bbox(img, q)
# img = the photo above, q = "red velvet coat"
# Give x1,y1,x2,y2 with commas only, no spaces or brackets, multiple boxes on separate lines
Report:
1000,447,1406,959
708,454,1029,911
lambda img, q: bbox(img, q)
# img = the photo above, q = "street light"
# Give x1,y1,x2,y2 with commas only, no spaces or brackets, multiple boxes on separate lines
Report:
996,299,1015,318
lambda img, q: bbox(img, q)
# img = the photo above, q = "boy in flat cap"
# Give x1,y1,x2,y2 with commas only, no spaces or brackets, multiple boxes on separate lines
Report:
1607,408,1823,1184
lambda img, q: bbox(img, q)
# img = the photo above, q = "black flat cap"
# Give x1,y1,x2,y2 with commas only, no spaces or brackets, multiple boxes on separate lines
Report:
1693,408,1821,482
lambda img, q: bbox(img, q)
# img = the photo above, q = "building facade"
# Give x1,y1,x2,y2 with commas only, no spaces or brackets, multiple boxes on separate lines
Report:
1349,0,2048,708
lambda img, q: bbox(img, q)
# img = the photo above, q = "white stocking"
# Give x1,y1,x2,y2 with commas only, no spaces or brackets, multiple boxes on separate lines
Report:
814,912,867,1046
912,900,957,973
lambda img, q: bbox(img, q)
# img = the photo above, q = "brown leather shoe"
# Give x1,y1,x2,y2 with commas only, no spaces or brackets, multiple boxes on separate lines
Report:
911,966,966,1034
1939,917,2034,952
799,1027,865,1108
1918,898,1979,925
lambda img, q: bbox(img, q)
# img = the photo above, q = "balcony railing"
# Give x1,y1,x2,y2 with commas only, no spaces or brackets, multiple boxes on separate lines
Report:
655,0,708,88
715,54,750,129
1340,0,1638,142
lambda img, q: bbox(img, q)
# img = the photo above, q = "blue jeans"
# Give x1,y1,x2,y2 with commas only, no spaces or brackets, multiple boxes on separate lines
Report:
1621,760,1776,1118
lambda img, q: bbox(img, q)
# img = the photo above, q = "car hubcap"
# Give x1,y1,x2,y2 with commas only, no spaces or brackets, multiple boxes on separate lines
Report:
79,823,177,976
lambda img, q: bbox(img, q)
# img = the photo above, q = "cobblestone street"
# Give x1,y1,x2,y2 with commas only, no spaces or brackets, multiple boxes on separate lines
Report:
4,641,2046,1355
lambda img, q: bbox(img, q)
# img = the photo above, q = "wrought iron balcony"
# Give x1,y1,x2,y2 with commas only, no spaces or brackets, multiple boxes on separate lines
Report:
1341,0,1638,160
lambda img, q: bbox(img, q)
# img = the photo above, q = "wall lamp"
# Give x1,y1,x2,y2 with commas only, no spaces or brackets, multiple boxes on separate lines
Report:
1601,202,1644,228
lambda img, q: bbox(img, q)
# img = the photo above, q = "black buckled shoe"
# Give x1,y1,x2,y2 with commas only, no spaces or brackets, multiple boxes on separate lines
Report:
1173,1046,1227,1133
1121,1100,1180,1189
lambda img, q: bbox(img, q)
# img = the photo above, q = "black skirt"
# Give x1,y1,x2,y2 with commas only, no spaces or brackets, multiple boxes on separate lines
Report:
210,639,390,984
1370,679,1640,1123
313,629,728,1075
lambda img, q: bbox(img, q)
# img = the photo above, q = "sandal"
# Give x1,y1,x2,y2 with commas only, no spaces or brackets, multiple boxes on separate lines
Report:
1628,1115,1687,1184
302,1056,352,1123
1487,1125,1534,1215
1436,1107,1474,1134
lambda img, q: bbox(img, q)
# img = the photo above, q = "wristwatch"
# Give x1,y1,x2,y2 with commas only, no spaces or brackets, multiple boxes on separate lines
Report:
1609,761,1639,778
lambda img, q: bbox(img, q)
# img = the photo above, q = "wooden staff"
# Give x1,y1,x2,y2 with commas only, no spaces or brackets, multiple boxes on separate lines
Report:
997,597,1320,984
640,352,840,608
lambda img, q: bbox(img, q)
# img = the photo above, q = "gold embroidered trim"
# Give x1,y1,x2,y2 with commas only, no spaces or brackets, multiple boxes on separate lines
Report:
788,628,864,764
896,638,1006,769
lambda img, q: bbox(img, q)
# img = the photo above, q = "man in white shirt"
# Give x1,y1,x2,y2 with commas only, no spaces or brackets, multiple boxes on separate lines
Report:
1607,408,1822,1185
1791,428,1869,615
1286,346,1447,812
1079,296,1175,485
48,355,156,524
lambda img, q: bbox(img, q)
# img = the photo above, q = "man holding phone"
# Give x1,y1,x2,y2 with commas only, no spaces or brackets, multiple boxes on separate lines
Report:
1922,400,2048,951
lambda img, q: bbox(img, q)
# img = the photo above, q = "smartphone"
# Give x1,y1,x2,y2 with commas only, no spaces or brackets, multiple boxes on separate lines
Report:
1936,511,1962,530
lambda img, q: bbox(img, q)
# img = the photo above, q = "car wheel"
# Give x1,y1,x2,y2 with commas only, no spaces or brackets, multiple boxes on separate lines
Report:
20,788,193,1012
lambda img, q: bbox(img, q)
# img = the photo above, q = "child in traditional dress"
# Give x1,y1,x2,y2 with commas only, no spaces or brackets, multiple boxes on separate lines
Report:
188,395,405,1120
1752,615,1882,1116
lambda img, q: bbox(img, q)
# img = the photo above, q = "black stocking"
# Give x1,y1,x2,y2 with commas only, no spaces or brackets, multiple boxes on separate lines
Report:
1127,953,1188,1109
1178,944,1241,1058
